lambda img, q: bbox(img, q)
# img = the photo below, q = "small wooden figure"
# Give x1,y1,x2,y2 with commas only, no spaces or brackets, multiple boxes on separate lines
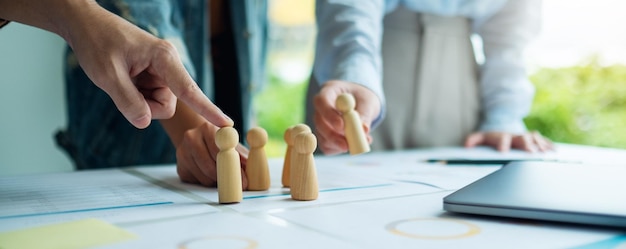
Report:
215,127,243,204
282,124,311,187
289,124,312,187
336,93,370,155
245,127,270,191
290,131,319,201
281,126,294,187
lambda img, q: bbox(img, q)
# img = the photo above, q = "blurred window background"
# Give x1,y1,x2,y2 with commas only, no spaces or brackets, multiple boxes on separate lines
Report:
256,0,626,157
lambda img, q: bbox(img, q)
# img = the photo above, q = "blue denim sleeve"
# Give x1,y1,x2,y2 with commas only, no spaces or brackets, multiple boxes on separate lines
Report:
313,0,387,129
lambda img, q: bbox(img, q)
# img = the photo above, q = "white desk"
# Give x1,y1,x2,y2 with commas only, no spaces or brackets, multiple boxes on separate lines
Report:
1,144,625,249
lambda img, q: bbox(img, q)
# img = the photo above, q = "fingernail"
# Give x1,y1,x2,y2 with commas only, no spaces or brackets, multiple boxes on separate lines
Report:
133,114,151,129
223,114,234,127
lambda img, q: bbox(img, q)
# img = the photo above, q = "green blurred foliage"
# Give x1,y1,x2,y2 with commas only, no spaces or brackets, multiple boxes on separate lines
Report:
255,62,626,157
525,62,626,148
254,75,307,157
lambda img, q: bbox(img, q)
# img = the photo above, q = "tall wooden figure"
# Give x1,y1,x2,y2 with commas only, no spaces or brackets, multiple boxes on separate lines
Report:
215,127,243,204
281,126,294,187
291,131,319,201
246,127,270,191
336,93,370,155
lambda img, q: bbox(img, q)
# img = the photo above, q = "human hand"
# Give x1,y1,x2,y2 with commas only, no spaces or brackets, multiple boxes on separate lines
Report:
1,1,231,129
64,2,233,129
175,122,249,188
312,80,381,155
464,131,554,153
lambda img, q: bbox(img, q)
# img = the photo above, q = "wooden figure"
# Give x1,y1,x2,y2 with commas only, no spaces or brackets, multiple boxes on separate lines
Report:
289,124,312,187
281,126,294,187
283,124,311,187
336,93,370,155
290,131,319,201
215,127,242,204
245,127,270,191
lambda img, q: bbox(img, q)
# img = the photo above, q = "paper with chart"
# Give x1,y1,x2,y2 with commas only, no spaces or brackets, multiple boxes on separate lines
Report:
132,148,521,213
132,160,444,213
2,145,625,249
104,212,362,249
271,191,624,249
0,169,218,232
319,151,502,190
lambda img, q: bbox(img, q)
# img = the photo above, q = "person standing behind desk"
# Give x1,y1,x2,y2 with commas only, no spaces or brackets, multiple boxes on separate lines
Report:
55,0,268,188
307,0,554,155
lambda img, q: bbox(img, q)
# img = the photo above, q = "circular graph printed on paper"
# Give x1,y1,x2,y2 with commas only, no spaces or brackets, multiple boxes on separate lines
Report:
178,236,258,249
386,218,480,240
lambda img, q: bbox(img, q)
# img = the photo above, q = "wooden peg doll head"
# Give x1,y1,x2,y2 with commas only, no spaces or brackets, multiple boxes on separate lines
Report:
336,93,356,113
295,132,317,155
215,126,239,150
247,127,268,149
290,124,312,144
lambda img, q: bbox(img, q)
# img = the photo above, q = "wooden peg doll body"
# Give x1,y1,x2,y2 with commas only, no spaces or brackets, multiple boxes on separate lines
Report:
246,127,270,191
336,93,370,155
215,127,243,204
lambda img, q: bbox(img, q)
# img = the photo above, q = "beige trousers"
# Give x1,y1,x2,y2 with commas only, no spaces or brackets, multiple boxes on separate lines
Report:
307,7,481,151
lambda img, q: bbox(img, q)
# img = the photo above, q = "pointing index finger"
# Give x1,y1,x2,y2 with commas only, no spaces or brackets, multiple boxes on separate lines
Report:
152,40,234,127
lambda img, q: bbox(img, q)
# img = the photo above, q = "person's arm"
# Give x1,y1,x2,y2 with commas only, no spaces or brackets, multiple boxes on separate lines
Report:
0,0,233,129
311,0,385,155
466,0,552,152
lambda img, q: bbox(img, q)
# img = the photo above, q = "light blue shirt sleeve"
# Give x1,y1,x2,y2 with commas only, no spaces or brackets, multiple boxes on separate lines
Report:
313,0,387,128
475,0,541,133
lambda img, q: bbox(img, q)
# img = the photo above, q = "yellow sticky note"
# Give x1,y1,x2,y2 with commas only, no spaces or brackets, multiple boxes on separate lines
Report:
0,218,137,249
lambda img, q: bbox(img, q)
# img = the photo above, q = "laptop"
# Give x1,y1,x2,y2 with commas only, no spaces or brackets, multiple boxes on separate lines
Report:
443,161,626,228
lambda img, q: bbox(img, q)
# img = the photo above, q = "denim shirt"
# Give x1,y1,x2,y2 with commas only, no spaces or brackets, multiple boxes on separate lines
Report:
57,0,267,169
